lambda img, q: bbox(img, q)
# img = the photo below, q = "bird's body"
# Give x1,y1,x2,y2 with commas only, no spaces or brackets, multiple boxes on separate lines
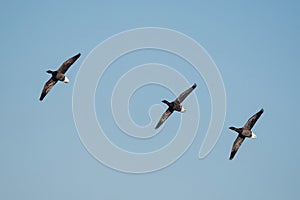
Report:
155,83,196,129
229,127,256,138
46,70,69,83
39,53,81,101
161,100,186,112
229,108,264,160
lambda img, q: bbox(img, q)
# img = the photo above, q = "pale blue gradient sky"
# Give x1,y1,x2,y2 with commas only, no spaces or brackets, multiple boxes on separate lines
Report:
0,1,299,199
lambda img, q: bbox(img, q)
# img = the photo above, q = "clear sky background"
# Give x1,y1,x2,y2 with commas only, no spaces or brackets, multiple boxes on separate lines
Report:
0,1,299,199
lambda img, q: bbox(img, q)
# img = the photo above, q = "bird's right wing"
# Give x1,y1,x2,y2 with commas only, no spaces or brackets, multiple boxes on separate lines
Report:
243,108,264,130
39,78,57,101
57,53,81,74
175,83,197,104
229,135,245,160
155,109,173,129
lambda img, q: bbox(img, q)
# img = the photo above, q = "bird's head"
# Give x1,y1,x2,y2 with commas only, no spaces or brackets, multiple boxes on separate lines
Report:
161,100,170,105
46,70,54,74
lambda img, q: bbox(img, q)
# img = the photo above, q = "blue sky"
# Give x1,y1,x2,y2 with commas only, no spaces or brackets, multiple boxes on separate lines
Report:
0,1,299,199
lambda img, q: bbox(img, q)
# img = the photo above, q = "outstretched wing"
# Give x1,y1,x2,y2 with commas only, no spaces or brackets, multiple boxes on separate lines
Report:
230,135,245,160
57,53,81,74
39,78,57,101
155,109,174,129
243,108,264,130
175,83,197,104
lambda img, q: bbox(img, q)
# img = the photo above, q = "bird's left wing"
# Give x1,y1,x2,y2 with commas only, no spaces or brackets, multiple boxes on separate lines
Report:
243,108,264,130
57,53,81,74
175,83,197,104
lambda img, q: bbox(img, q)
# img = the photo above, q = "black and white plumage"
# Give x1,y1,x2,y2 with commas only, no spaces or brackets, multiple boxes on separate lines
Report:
155,83,197,129
39,53,81,101
229,108,264,160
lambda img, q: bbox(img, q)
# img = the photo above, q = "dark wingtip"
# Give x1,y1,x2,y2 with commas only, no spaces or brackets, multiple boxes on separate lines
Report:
229,126,235,130
229,152,235,160
192,83,197,89
75,53,81,58
260,108,264,113
39,94,45,101
154,123,160,129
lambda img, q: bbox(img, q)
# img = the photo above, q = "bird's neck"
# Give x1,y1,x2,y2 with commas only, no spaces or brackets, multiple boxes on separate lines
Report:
162,100,171,106
229,127,242,133
46,70,55,74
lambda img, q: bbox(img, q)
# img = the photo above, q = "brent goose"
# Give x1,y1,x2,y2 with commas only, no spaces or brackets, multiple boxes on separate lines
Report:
229,108,264,160
39,53,81,101
155,83,197,129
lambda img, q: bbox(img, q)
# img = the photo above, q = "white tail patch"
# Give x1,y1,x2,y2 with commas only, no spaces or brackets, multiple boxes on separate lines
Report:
63,76,69,83
181,107,186,113
251,133,257,139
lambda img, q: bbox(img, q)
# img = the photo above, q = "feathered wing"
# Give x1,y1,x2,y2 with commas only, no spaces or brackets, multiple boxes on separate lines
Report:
39,78,57,101
230,135,245,160
155,109,173,129
175,83,197,104
243,108,264,130
57,53,81,74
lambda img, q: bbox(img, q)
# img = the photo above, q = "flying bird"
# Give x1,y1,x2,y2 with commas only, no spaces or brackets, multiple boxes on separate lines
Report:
229,108,264,160
155,83,197,129
39,53,81,101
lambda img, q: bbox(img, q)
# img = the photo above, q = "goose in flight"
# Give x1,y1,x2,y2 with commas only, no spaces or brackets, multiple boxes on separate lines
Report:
155,83,197,129
229,108,264,160
39,53,81,101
